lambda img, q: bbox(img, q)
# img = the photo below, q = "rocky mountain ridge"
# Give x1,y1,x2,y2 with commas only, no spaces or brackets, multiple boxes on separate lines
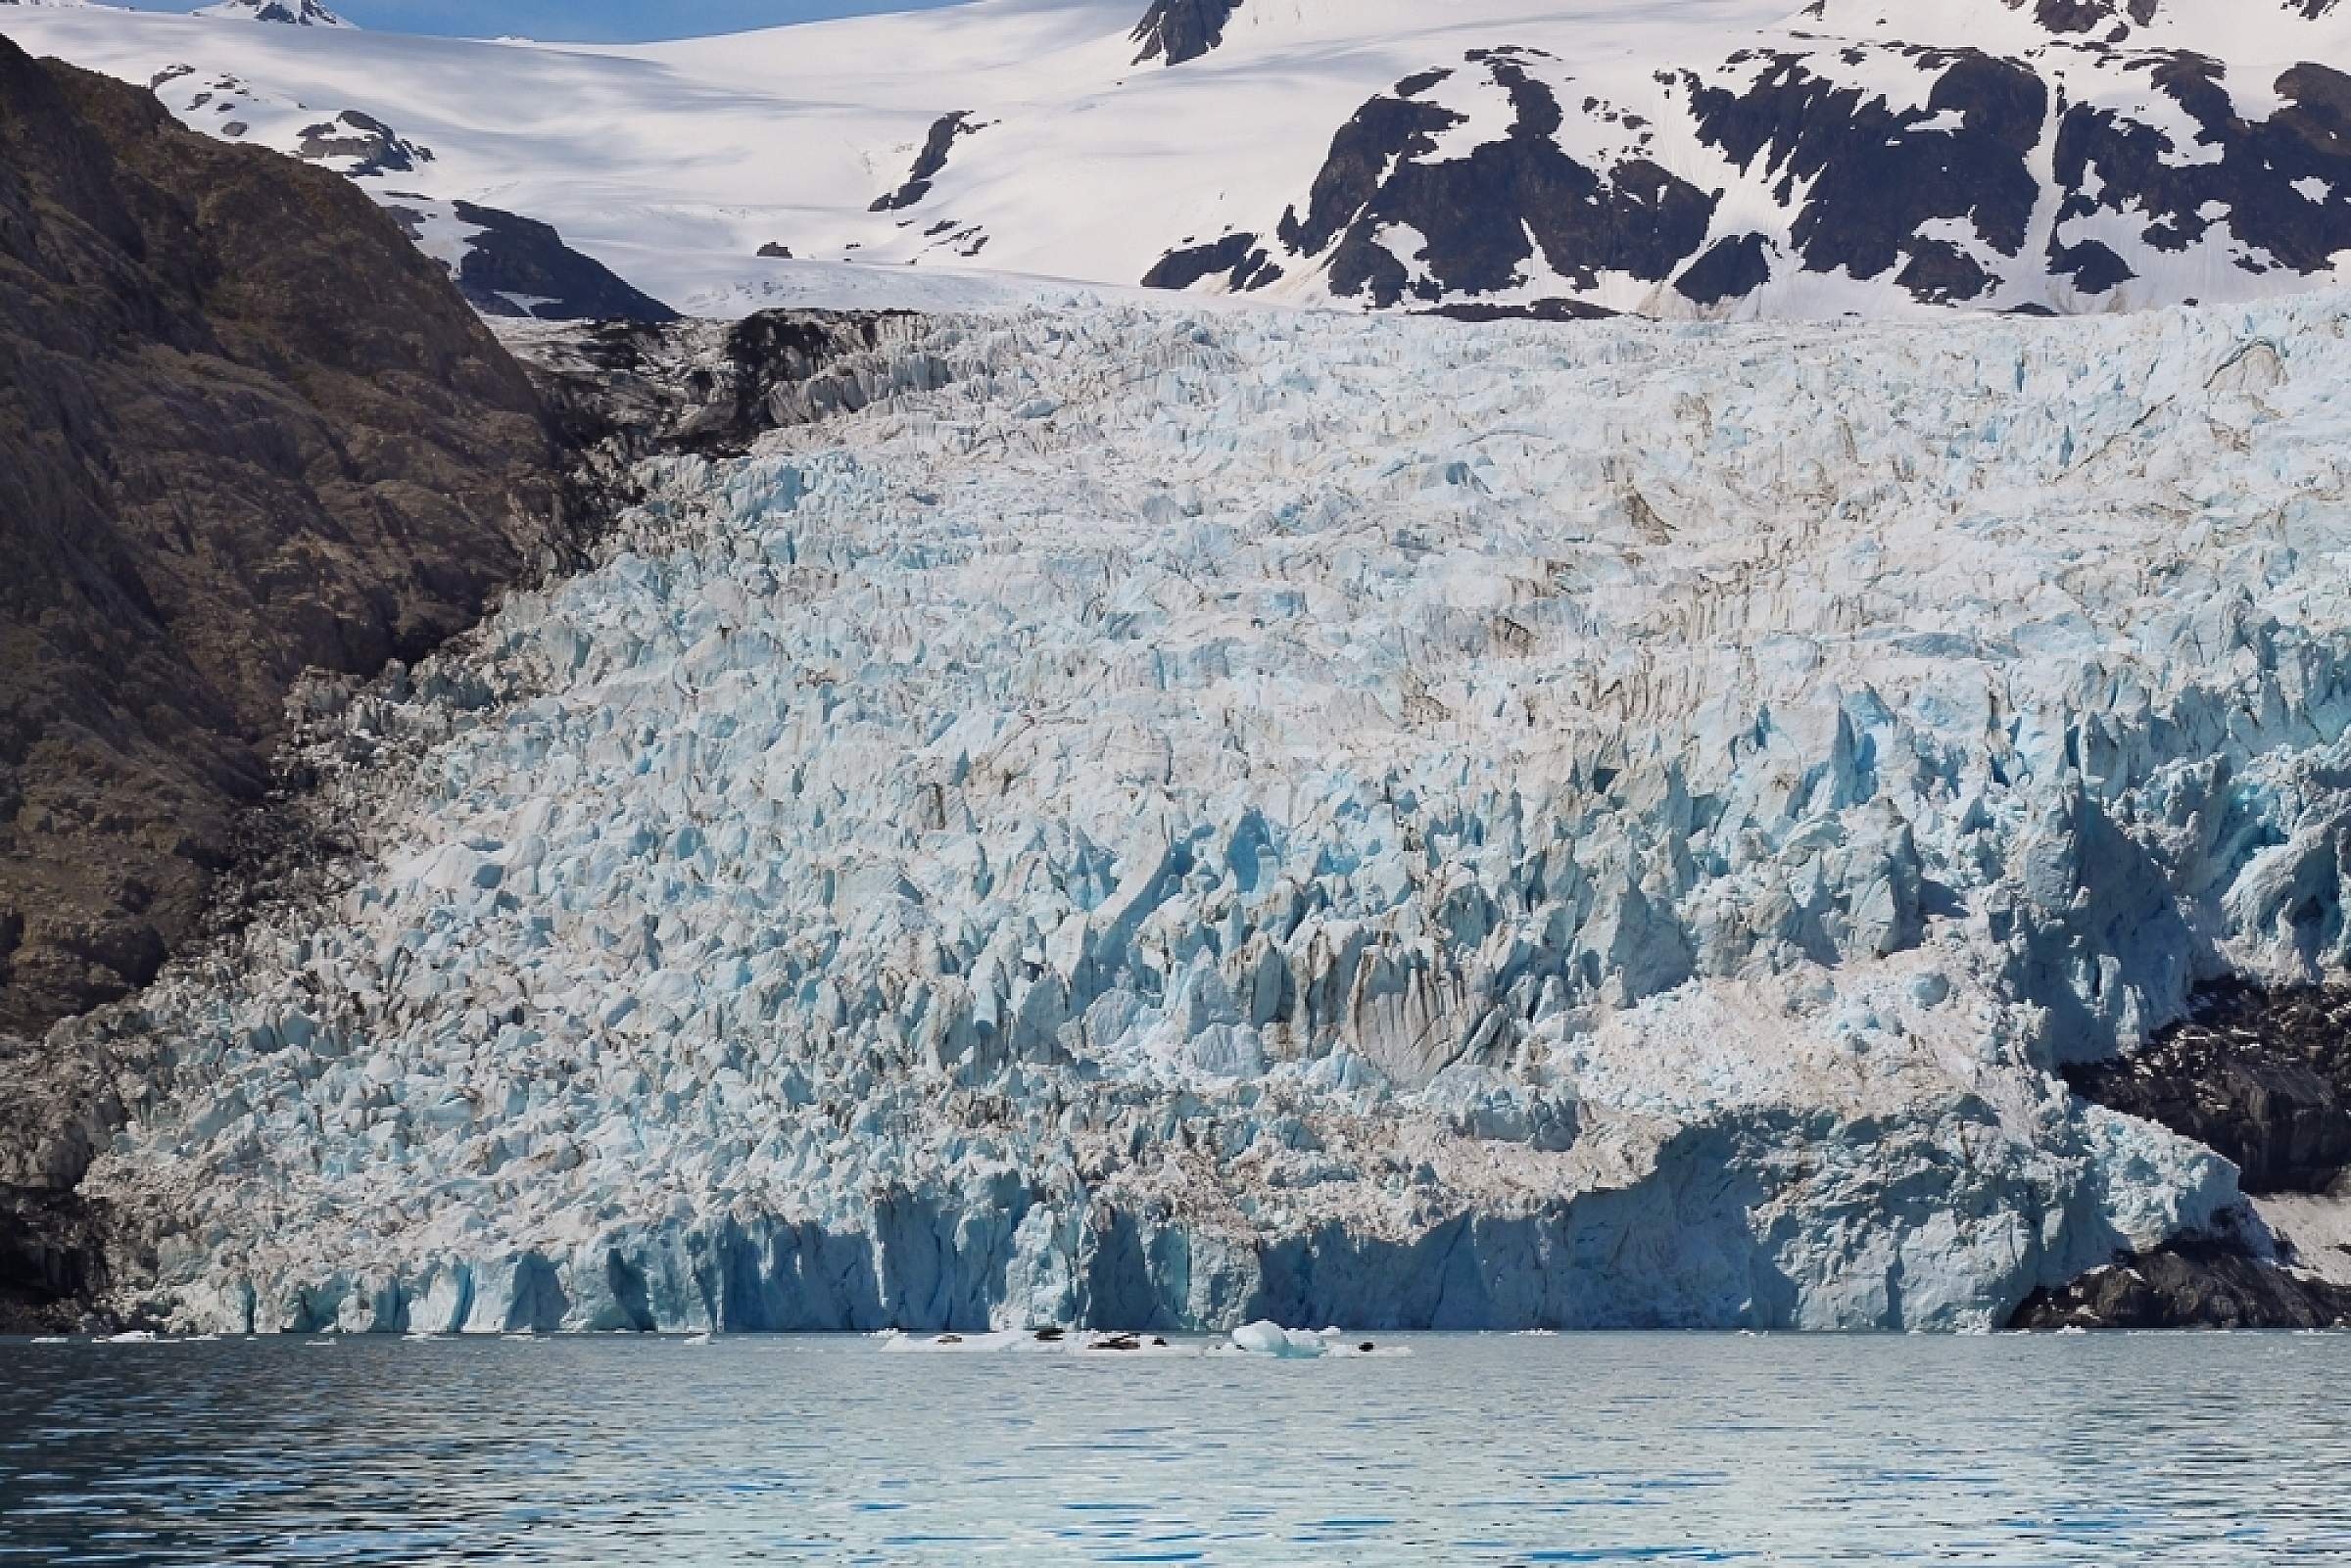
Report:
0,32,575,1324
194,1,352,25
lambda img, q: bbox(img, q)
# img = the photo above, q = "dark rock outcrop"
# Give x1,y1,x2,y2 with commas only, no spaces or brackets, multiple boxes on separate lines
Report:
2011,1232,2351,1330
1167,11,2351,316
1276,51,1715,311
295,109,428,176
198,1,352,24
871,112,978,214
1142,230,1281,292
2064,983,2351,1195
512,309,947,466
381,196,678,324
0,1186,110,1334
2045,58,2351,287
1430,299,1618,322
1131,0,1243,68
1675,233,1775,306
0,36,570,1035
1689,47,2047,306
2020,982,2351,1329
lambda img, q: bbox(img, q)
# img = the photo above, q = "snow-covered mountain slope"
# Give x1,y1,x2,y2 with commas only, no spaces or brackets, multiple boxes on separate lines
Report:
121,58,676,319
384,195,680,321
72,289,2351,1335
8,0,2351,318
195,1,351,24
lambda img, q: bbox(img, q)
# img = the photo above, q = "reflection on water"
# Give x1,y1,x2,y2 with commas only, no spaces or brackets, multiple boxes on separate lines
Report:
2,1333,2347,1564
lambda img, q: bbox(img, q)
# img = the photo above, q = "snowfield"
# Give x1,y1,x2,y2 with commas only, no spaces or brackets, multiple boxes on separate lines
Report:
83,289,2351,1334
8,0,2351,319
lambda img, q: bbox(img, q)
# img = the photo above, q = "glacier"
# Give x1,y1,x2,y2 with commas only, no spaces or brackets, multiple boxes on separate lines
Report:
74,290,2351,1335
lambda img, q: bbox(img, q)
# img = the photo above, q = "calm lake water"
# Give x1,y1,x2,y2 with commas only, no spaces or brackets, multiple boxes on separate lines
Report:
2,1332,2348,1565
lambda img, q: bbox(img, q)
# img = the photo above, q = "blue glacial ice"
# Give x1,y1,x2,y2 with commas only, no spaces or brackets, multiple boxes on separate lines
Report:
83,296,2351,1334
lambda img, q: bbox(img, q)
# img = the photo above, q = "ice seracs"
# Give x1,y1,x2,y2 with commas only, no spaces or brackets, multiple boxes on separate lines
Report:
66,283,2351,1337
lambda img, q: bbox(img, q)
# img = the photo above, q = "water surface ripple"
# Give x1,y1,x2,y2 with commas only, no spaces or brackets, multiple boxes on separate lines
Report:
3,1333,2347,1565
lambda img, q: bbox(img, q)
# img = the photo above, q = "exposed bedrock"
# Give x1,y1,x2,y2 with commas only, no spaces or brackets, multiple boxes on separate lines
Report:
1130,0,1244,68
870,112,979,214
1235,7,2351,316
2010,1231,2351,1330
381,197,679,325
2066,984,2351,1196
2016,982,2351,1329
0,36,570,1036
1277,50,1716,311
507,308,947,463
0,1188,109,1335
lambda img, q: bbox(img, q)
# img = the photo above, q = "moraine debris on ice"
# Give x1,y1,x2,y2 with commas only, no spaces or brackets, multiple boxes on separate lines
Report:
61,289,2351,1337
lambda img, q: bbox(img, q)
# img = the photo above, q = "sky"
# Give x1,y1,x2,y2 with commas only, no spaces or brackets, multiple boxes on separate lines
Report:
112,0,970,43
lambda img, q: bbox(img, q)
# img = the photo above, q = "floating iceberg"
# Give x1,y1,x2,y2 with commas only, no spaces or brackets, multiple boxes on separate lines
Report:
1226,1322,1404,1356
1230,1320,1328,1357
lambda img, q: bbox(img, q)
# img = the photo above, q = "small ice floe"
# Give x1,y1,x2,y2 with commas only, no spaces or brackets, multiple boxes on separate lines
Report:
1226,1320,1411,1358
1514,1329,1559,1338
403,1332,439,1342
105,1331,158,1344
29,1336,71,1345
187,1334,221,1343
2055,1325,2089,1336
683,1331,714,1346
1230,1320,1322,1357
304,1338,339,1348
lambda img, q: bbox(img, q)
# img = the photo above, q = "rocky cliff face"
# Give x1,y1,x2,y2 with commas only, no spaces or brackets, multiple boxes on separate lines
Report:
0,37,569,1040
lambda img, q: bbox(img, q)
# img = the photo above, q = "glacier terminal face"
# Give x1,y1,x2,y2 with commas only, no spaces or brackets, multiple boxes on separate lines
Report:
86,294,2351,1334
